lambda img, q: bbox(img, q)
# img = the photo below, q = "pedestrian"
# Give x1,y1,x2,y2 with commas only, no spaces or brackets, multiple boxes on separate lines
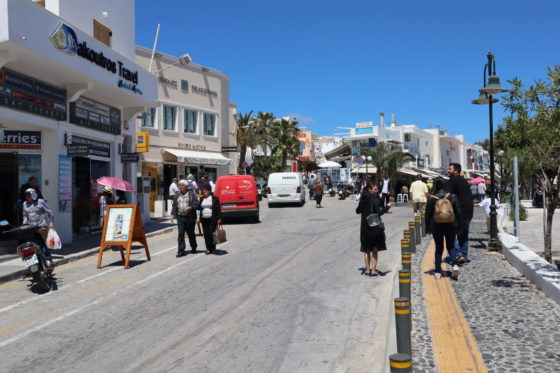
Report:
169,178,179,197
308,172,317,200
171,179,199,257
99,186,115,226
380,172,392,206
445,163,473,265
197,184,221,254
116,190,127,204
22,188,54,267
186,174,199,194
315,179,324,208
199,175,211,192
425,178,463,280
475,190,499,234
409,174,429,216
470,182,478,203
477,181,486,204
209,177,216,193
356,182,391,277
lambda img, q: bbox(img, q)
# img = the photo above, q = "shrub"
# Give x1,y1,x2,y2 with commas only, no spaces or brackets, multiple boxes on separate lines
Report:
509,203,527,221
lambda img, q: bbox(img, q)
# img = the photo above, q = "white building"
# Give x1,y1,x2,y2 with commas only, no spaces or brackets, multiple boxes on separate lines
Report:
0,0,157,243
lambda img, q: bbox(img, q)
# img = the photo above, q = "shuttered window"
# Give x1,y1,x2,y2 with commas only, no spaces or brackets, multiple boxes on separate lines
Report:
93,20,111,47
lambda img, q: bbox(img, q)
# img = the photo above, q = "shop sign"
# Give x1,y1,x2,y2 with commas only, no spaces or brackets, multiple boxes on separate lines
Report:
0,68,67,121
136,131,149,152
58,155,72,212
356,121,373,128
67,135,111,158
69,97,121,135
221,146,238,153
0,130,42,150
191,85,218,98
355,127,374,135
50,23,141,95
158,76,178,88
120,152,139,163
181,80,189,93
178,143,206,151
66,144,89,157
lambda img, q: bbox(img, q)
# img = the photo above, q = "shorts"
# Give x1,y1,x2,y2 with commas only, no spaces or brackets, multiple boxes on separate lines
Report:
413,202,426,213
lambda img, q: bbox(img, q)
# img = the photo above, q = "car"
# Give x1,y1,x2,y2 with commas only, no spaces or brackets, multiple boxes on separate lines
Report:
266,172,305,207
215,175,259,222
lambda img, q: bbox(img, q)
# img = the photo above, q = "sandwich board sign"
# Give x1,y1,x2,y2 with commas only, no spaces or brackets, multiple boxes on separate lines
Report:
97,204,150,269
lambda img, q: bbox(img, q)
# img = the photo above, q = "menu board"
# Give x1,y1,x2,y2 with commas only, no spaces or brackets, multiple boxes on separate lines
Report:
58,156,72,212
104,207,133,242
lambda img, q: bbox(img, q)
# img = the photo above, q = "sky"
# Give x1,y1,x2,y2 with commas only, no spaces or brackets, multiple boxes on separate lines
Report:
136,0,560,144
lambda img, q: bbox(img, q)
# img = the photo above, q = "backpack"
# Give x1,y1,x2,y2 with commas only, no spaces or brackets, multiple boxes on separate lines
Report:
433,193,455,223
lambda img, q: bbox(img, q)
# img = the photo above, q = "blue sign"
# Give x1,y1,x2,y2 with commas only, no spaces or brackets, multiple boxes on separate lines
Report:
368,138,377,148
241,161,249,169
356,156,365,165
0,131,42,150
355,127,374,135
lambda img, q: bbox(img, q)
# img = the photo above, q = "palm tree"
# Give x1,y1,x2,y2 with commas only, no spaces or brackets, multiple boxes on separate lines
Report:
235,111,255,173
271,118,301,170
253,112,276,156
363,142,416,184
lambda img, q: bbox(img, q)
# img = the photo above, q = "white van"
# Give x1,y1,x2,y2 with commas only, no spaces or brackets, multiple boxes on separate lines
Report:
266,172,305,207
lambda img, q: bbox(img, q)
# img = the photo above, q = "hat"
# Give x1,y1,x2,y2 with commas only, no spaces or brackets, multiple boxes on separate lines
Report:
187,174,195,180
103,186,113,194
416,174,422,180
25,188,38,201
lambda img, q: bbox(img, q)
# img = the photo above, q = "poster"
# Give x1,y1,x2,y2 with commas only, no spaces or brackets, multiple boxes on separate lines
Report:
58,155,72,212
104,207,133,242
18,154,42,196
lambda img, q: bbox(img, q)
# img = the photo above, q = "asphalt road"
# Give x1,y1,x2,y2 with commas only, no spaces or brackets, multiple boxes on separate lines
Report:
0,196,412,373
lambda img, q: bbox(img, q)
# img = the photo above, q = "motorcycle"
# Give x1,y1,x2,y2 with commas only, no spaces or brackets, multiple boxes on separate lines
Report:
257,184,267,201
337,183,353,200
0,221,54,292
326,182,335,197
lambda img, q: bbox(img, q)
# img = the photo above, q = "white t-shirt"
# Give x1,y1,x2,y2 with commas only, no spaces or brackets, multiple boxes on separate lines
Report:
382,179,390,194
409,180,428,202
477,183,486,194
169,183,179,197
201,196,213,218
479,197,499,216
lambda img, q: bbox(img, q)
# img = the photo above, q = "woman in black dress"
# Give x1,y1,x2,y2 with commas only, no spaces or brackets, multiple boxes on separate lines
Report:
356,182,392,277
197,185,221,254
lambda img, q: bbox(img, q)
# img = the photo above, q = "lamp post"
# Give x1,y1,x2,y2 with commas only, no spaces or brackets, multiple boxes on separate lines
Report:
472,52,508,250
365,155,372,183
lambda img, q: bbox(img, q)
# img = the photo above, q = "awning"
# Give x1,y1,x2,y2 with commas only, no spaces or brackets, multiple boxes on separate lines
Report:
351,166,377,174
397,168,420,177
162,149,232,165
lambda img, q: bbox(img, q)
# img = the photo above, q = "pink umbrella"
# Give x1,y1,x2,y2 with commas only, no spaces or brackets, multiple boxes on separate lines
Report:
468,176,485,185
96,176,135,192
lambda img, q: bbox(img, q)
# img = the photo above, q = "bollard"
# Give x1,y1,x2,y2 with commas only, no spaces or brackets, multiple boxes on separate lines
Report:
414,216,421,244
401,252,412,271
399,270,411,300
389,353,413,373
401,238,410,255
394,297,412,356
420,211,426,237
407,222,416,253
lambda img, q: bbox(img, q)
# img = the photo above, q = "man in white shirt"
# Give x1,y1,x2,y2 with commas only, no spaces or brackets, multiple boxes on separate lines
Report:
475,190,499,234
169,178,179,197
409,174,429,215
477,181,486,202
381,172,392,206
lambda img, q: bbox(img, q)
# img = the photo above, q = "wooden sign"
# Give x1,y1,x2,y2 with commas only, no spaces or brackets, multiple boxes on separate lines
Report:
97,204,150,269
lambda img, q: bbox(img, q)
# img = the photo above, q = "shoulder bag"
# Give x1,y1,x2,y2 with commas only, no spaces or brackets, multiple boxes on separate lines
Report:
366,197,383,228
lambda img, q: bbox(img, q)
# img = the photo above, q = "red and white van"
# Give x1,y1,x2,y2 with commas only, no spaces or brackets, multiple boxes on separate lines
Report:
215,175,259,222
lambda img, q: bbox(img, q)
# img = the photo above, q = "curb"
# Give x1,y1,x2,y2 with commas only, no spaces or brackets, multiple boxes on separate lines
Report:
0,226,175,285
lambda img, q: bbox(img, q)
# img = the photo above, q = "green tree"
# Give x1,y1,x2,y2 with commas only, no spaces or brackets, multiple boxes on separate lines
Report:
501,65,560,263
362,142,416,185
235,111,255,174
271,118,301,170
253,112,276,156
251,155,283,179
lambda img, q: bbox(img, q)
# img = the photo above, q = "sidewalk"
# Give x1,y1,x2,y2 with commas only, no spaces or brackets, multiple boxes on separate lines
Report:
0,218,175,284
412,208,560,372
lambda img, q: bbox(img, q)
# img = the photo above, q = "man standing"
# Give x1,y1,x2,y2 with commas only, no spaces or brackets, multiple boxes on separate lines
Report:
199,175,211,192
446,163,473,264
308,172,317,200
19,176,44,202
171,179,199,257
409,174,429,216
169,178,179,198
381,172,392,206
477,181,486,204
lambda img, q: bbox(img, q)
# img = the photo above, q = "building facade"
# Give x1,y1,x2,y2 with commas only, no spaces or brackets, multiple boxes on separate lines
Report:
0,0,157,243
135,46,236,213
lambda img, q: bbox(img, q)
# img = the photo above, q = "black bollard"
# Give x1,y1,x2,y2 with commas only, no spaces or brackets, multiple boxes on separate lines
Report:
399,270,411,300
401,252,412,271
407,222,416,253
401,238,410,255
389,353,413,373
394,297,412,356
414,216,421,244
421,211,426,237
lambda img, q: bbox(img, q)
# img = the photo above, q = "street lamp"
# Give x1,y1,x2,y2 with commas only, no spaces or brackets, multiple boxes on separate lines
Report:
472,52,508,250
365,155,372,182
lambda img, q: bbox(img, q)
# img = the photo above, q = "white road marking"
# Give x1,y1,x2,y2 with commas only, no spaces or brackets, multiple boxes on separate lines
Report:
0,242,229,347
0,286,70,314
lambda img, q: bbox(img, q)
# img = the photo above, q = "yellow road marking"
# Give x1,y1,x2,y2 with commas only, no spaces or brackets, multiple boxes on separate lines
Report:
0,321,31,337
422,240,487,373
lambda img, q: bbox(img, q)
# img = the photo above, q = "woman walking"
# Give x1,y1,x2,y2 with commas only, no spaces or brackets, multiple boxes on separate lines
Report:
198,184,221,254
425,178,463,279
315,179,324,208
356,182,391,277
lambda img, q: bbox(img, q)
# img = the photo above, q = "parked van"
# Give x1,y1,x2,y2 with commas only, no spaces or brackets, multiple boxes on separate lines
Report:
267,172,305,207
215,175,259,222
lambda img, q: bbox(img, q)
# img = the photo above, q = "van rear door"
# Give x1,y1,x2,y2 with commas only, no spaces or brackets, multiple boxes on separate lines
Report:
269,174,300,195
218,178,238,208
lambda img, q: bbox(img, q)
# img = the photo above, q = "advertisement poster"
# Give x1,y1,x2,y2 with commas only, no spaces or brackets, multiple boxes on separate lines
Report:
18,154,42,194
58,156,72,212
104,207,133,242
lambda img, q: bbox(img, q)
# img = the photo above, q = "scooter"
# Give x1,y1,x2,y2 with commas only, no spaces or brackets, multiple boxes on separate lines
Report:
326,182,335,197
337,183,353,200
0,221,54,292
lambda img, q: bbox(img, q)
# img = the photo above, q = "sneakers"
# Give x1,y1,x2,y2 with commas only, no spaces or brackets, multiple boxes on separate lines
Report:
451,265,460,280
434,272,442,280
457,256,467,266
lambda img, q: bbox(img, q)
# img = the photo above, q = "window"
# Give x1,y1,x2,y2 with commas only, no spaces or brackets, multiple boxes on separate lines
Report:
140,108,156,128
203,113,216,136
93,20,111,47
163,105,177,131
404,134,411,142
184,110,198,134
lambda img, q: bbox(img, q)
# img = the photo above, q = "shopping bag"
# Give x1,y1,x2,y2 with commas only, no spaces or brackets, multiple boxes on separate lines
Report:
46,228,62,250
215,224,227,244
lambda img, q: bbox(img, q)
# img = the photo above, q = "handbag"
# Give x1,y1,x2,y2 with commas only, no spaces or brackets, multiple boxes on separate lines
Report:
215,224,227,244
366,197,384,228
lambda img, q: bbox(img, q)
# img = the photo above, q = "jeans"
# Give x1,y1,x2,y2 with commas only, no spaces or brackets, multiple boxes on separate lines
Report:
200,218,217,251
309,187,315,200
452,218,471,260
177,215,197,252
432,223,456,272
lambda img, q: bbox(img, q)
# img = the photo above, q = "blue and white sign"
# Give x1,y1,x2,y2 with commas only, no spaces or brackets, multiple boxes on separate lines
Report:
355,127,374,135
